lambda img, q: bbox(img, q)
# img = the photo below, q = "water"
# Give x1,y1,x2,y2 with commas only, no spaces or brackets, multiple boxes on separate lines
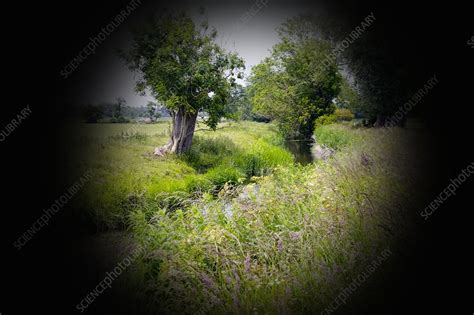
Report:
284,139,315,165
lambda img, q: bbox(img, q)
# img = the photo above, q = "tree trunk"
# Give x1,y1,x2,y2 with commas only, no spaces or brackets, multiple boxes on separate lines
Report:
373,114,387,128
155,108,198,155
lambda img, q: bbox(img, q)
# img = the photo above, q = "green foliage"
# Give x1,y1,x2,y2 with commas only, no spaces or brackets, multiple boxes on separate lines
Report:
183,135,293,191
235,139,293,177
315,114,337,126
181,136,238,172
334,108,355,121
203,165,244,189
315,109,355,130
248,20,341,139
224,84,249,120
112,97,127,122
146,101,161,122
334,77,363,112
127,125,416,314
314,124,364,150
67,122,291,228
284,14,407,120
64,120,421,313
121,11,245,130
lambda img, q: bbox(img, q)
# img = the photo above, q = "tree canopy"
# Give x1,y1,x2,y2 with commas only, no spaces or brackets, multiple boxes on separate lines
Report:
248,22,341,139
121,11,244,153
280,13,411,125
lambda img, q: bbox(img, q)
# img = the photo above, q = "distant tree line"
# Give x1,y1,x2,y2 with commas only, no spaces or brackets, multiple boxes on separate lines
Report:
79,97,168,123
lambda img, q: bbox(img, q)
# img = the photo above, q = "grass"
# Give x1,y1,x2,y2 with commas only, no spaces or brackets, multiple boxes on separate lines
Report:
64,120,424,313
63,120,292,229
126,124,421,314
314,123,365,150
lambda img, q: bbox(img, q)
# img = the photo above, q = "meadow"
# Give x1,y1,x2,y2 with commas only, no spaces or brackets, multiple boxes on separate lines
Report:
65,120,425,314
64,120,292,229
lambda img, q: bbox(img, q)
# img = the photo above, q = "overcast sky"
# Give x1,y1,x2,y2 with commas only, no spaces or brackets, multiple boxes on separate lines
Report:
71,1,317,107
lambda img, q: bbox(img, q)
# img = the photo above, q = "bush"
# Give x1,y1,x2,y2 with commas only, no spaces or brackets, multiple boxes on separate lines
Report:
315,114,337,126
109,116,130,123
117,116,130,123
334,108,354,121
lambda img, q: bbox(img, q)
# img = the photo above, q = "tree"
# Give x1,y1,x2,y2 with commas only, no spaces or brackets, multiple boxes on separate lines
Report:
281,13,410,126
146,101,161,122
112,97,128,123
248,24,341,139
335,77,364,112
224,84,267,121
121,11,244,154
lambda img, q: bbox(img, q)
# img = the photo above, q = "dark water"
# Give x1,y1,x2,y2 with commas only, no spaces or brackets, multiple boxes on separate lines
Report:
284,140,314,165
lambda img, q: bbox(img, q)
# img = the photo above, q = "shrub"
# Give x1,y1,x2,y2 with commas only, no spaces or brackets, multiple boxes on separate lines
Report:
117,116,130,123
315,114,337,126
334,108,354,121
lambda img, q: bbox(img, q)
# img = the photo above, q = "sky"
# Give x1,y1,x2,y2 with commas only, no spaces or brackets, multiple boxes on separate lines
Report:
71,1,317,107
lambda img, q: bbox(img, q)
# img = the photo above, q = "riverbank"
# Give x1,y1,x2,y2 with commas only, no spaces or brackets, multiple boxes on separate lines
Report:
62,121,426,313
62,121,292,229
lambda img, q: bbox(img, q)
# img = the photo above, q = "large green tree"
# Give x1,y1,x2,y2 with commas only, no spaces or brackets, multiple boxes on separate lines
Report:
281,13,410,126
121,11,244,154
248,23,341,139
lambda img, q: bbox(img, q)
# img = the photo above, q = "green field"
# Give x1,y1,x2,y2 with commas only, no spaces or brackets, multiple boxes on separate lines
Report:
64,121,423,313
64,120,292,228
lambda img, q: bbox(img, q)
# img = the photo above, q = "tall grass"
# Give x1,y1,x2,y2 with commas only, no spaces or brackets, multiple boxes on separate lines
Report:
126,125,420,314
314,124,364,150
68,121,292,229
65,121,424,313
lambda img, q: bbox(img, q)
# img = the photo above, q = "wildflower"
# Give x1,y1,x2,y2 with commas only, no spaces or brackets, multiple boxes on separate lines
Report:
361,152,372,167
289,231,301,241
277,238,283,252
244,255,251,273
201,273,214,289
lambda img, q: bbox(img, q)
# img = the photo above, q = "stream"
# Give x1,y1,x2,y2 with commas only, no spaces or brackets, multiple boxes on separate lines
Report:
284,139,315,165
221,138,333,218
284,138,336,165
